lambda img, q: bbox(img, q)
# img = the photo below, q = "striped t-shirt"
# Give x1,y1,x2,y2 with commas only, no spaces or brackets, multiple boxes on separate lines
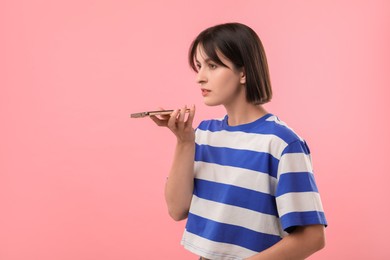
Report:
181,113,327,259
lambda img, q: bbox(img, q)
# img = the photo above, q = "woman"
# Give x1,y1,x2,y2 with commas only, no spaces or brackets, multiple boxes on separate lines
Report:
151,22,327,260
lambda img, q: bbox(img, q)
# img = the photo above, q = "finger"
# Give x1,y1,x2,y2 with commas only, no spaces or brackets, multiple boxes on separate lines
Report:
167,109,179,129
150,115,167,127
159,114,171,120
186,104,196,128
177,105,187,131
157,107,171,120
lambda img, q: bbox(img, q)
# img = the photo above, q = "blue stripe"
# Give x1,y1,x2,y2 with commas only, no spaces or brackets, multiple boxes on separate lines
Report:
281,140,310,155
196,115,303,145
194,179,278,215
198,119,224,131
186,213,282,252
276,172,319,196
195,144,279,178
280,211,328,232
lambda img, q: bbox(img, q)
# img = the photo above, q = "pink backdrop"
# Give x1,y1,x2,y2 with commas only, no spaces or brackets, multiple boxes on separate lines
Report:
1,1,389,259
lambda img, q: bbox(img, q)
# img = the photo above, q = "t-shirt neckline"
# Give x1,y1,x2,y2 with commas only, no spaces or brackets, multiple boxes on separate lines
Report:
222,113,273,131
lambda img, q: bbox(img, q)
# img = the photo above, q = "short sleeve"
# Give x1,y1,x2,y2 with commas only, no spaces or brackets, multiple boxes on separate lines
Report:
275,140,327,233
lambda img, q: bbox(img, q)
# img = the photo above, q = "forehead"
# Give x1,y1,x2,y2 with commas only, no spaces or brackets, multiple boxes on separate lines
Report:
195,44,231,66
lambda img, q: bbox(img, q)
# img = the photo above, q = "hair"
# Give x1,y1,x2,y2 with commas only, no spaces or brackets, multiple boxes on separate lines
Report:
188,22,272,105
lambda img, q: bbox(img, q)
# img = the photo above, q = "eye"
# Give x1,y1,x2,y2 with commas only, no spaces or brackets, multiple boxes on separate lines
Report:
208,63,217,69
195,63,201,70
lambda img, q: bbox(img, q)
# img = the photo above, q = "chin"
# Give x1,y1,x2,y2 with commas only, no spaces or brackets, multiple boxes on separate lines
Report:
204,101,221,107
203,98,222,107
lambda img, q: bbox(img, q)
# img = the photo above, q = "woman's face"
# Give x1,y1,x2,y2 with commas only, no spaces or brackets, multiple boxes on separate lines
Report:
195,46,246,107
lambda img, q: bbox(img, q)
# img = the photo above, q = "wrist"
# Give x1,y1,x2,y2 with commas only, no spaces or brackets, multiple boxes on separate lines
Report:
176,140,195,147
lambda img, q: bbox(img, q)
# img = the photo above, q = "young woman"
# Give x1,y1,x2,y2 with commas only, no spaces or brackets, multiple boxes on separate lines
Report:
151,23,327,260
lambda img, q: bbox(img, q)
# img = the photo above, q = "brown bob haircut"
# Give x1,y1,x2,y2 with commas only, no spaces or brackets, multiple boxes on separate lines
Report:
189,22,272,105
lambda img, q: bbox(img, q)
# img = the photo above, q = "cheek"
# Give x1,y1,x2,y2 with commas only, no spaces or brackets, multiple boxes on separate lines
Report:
218,73,240,92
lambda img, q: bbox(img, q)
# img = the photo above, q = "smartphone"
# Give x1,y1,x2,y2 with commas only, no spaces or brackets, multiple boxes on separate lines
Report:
130,109,190,118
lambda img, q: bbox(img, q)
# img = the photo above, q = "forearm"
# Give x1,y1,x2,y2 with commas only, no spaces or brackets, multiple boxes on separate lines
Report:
246,225,325,260
165,141,195,221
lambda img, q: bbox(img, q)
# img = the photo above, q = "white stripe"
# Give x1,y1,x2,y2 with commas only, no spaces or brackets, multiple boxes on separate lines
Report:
277,153,313,177
266,115,304,142
189,195,285,237
181,229,257,260
266,115,287,126
276,192,324,217
195,129,287,159
194,161,277,195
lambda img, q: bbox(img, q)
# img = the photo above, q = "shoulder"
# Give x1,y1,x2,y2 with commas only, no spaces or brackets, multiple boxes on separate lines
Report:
195,114,307,147
196,116,225,132
261,115,305,145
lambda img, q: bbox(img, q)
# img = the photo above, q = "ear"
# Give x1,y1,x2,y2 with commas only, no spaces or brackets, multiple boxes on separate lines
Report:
239,68,246,85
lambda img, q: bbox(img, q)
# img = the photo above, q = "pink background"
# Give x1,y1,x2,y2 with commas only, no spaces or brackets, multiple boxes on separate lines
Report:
1,1,389,259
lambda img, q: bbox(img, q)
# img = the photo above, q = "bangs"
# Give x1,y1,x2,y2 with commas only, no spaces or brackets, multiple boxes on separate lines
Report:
188,35,228,72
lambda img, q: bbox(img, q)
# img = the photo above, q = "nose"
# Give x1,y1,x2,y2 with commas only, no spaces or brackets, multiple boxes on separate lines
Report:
196,68,207,85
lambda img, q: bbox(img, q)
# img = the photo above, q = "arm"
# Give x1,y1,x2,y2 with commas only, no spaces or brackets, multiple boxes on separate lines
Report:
150,105,196,221
246,225,325,260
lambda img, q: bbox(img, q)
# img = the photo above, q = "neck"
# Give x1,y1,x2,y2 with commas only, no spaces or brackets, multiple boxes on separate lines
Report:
224,102,268,126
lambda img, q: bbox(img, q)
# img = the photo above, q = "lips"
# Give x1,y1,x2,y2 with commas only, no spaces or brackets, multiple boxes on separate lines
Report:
201,88,211,96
